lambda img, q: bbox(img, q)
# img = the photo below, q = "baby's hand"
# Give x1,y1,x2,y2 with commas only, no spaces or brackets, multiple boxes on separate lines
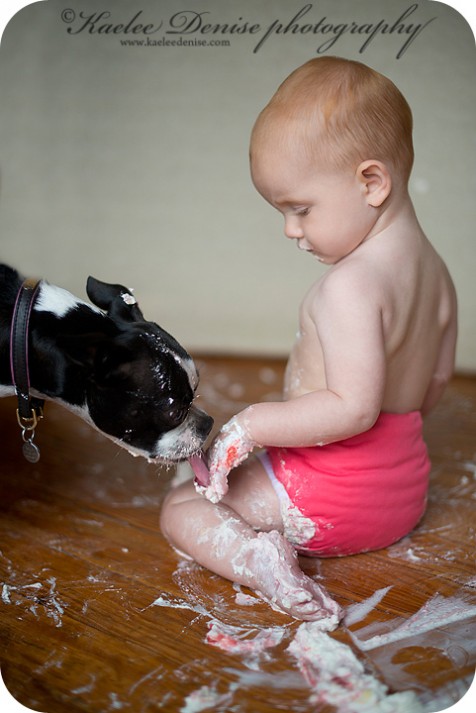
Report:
198,415,256,503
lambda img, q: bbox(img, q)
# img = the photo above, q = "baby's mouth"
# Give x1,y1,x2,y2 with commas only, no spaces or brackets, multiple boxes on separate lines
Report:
297,241,325,263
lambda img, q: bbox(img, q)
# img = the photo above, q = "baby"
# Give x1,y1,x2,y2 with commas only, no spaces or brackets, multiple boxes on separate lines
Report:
160,57,457,624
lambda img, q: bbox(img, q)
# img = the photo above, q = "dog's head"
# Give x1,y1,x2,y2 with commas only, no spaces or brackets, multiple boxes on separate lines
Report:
58,277,213,463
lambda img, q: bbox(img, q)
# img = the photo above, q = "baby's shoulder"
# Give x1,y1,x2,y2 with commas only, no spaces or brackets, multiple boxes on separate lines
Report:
301,259,381,317
313,259,377,300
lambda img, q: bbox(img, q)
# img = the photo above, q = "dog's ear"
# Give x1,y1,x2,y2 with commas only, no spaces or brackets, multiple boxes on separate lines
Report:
86,276,144,322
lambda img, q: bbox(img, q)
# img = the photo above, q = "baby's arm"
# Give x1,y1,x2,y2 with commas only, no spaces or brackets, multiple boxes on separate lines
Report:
206,269,386,495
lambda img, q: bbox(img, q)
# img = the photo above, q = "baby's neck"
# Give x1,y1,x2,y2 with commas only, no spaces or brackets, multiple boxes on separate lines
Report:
368,189,421,243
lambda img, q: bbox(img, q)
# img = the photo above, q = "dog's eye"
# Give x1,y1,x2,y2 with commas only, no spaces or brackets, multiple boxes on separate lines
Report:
168,406,188,426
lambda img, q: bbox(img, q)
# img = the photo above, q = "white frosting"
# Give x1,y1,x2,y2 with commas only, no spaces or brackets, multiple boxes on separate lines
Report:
352,594,476,652
344,586,393,627
288,622,423,712
121,291,137,305
180,684,237,713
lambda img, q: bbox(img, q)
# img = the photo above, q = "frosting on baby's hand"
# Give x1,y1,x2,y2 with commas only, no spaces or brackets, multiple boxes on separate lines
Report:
197,415,256,503
194,469,228,504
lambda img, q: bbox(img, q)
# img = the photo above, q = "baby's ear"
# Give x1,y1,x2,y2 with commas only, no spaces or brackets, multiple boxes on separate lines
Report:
356,160,392,207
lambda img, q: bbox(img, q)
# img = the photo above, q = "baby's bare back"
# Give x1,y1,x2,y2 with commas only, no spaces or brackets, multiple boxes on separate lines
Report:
285,227,457,415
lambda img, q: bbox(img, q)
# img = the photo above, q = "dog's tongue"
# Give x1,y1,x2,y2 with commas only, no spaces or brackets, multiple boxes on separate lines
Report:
188,450,210,487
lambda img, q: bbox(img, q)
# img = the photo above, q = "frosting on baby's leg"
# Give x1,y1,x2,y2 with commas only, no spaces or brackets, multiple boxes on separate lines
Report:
232,530,342,627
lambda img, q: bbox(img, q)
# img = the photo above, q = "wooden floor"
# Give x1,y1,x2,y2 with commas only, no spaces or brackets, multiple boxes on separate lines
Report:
0,355,475,713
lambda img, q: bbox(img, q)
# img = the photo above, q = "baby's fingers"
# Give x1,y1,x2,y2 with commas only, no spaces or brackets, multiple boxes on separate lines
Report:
195,466,229,503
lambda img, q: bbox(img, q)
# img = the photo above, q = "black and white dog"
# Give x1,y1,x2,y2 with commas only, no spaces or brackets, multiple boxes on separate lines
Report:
0,264,213,463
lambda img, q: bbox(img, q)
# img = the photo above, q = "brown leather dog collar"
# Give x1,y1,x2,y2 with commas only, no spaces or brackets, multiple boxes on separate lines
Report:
10,278,45,462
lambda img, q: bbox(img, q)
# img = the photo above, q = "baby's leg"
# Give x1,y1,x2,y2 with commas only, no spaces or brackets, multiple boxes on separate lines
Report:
160,455,341,623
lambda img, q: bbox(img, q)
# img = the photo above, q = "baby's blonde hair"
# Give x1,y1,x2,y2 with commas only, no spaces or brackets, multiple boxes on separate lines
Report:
251,57,414,185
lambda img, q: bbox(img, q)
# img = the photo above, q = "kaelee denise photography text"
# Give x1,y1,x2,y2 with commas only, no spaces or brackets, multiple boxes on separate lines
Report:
61,3,436,58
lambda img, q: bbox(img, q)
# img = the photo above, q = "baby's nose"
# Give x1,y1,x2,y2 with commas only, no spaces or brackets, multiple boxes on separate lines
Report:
284,216,304,240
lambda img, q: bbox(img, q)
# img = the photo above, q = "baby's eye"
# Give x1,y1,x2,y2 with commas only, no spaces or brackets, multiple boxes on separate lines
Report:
295,207,310,217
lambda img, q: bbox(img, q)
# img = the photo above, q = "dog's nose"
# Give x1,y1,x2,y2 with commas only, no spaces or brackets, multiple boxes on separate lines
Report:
193,407,214,439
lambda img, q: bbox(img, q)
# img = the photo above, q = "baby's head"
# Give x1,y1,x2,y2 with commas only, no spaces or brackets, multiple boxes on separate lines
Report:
250,57,414,192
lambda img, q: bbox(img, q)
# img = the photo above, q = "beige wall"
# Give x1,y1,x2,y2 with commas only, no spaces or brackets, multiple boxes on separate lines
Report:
0,0,475,370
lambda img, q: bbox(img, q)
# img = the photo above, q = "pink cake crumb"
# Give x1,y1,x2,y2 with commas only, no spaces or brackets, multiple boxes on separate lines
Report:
206,620,285,656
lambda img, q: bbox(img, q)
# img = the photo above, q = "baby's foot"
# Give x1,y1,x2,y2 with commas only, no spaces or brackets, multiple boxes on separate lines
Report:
233,531,342,627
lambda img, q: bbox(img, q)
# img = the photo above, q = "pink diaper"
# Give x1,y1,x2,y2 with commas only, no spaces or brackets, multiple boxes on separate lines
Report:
265,412,430,557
